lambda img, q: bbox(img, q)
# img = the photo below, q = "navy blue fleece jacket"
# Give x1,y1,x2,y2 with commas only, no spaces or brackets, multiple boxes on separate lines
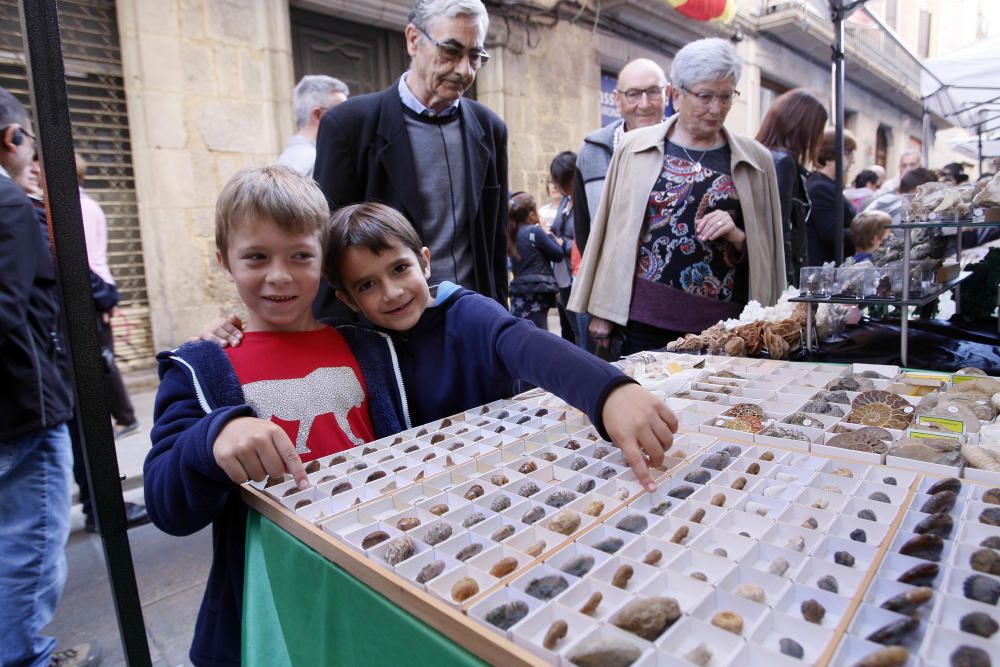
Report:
389,283,634,437
143,327,406,667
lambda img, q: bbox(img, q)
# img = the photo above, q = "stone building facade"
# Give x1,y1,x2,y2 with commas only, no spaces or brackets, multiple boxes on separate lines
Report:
11,0,983,361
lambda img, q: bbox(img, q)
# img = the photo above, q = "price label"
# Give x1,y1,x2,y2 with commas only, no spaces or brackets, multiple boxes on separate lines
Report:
915,415,966,434
907,428,963,442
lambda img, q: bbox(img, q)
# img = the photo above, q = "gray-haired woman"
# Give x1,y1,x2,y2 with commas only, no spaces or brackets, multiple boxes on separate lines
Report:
569,38,786,356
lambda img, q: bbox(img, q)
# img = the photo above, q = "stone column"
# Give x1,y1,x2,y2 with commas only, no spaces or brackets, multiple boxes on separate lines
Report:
117,0,294,347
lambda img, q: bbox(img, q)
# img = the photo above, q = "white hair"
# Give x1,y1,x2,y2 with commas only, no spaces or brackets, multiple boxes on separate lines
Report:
408,0,489,39
670,38,742,91
292,75,349,129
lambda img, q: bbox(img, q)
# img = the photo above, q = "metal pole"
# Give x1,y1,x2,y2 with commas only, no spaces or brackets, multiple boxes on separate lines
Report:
901,227,911,367
979,123,984,175
921,103,931,167
17,2,152,665
832,0,846,265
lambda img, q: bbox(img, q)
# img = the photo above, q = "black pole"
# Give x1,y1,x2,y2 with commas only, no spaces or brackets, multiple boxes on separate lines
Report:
18,2,152,665
832,0,846,265
979,123,984,175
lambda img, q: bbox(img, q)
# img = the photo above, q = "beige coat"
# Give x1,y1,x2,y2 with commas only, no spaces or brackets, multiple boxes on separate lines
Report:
568,116,786,326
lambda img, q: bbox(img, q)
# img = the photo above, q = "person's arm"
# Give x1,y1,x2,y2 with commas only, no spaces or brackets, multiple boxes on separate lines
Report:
807,180,839,247
459,295,677,489
312,108,360,209
532,225,566,262
772,154,796,281
144,358,308,535
493,123,510,305
572,168,591,252
0,200,39,341
144,363,256,536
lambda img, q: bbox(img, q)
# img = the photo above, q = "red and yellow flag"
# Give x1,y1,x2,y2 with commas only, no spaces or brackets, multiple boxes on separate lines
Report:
666,0,737,23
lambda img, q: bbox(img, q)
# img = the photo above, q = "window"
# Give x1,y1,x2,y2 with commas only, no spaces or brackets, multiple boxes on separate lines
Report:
884,0,898,30
759,77,789,125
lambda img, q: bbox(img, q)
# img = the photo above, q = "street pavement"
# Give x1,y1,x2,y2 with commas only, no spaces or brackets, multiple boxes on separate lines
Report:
46,382,211,667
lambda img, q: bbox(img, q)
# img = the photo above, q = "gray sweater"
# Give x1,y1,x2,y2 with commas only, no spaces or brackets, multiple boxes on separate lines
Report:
402,108,473,287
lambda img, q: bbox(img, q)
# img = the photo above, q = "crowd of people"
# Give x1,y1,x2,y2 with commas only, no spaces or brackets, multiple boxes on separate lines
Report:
2,0,997,666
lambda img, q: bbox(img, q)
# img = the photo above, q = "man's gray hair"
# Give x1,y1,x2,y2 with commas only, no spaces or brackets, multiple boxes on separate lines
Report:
292,75,350,129
670,38,742,91
408,0,489,38
899,149,921,164
0,87,28,128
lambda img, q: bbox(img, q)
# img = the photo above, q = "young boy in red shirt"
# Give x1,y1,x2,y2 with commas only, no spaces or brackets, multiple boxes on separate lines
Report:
144,167,406,666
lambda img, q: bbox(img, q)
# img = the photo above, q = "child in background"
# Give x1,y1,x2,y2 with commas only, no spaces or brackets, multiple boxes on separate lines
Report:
144,166,406,667
508,192,566,329
849,210,891,263
326,202,678,490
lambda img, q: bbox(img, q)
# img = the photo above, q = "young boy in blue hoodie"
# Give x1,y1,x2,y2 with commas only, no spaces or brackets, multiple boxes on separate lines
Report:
144,167,407,667
325,202,678,489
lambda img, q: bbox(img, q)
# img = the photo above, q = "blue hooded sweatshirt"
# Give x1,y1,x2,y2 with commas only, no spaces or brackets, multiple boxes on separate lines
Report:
144,326,407,666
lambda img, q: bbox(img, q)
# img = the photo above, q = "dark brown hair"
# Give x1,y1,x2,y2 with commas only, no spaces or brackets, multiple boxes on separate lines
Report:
507,191,538,261
899,167,940,194
755,89,828,166
850,210,890,251
324,202,424,289
549,151,577,195
814,128,857,168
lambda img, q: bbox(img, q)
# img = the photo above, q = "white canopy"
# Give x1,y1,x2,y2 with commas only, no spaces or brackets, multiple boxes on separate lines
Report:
921,34,1000,135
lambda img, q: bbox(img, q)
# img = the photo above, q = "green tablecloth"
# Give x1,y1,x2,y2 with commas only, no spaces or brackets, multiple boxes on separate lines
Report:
242,510,489,666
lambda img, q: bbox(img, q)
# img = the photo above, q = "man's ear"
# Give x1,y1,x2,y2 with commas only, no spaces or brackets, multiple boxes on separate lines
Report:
404,23,421,57
335,289,361,313
420,246,431,279
0,126,16,153
216,249,234,283
311,106,325,123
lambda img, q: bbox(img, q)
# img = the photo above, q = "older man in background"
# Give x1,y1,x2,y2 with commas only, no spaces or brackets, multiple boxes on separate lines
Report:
571,58,669,352
878,149,921,195
277,75,349,177
312,0,507,320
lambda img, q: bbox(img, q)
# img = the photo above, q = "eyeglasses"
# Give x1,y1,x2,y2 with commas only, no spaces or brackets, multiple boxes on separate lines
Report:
681,87,741,107
415,25,490,69
616,87,664,104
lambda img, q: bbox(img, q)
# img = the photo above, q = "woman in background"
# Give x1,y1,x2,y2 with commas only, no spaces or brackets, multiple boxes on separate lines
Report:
755,88,827,286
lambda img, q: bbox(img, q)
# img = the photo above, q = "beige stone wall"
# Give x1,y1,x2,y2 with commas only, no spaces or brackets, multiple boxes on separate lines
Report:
117,0,295,348
478,19,602,201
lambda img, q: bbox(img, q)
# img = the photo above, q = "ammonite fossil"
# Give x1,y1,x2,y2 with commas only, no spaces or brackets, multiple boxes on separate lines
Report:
723,403,766,419
847,391,914,430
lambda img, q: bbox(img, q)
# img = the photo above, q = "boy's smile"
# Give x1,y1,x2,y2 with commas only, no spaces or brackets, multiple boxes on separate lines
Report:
219,216,322,333
336,242,432,332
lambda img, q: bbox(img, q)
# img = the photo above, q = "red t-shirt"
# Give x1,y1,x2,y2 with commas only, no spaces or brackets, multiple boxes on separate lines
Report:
225,326,375,460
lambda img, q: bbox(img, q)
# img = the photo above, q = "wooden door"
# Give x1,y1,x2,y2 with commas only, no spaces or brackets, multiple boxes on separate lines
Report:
291,8,407,96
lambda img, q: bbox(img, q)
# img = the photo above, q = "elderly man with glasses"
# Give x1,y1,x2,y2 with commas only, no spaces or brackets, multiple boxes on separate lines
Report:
312,0,508,319
570,58,670,353
570,38,785,356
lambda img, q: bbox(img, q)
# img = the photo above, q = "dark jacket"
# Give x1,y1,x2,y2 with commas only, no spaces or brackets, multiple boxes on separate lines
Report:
144,328,407,667
573,120,622,254
510,224,562,295
806,171,856,266
771,150,811,284
388,283,633,437
313,83,509,316
550,196,575,289
0,175,73,441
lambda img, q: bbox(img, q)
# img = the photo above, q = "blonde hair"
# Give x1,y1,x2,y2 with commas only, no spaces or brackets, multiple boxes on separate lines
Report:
215,165,329,264
850,210,891,251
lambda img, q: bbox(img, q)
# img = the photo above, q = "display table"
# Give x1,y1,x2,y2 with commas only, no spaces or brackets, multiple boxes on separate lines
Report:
242,509,490,667
239,355,1000,667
